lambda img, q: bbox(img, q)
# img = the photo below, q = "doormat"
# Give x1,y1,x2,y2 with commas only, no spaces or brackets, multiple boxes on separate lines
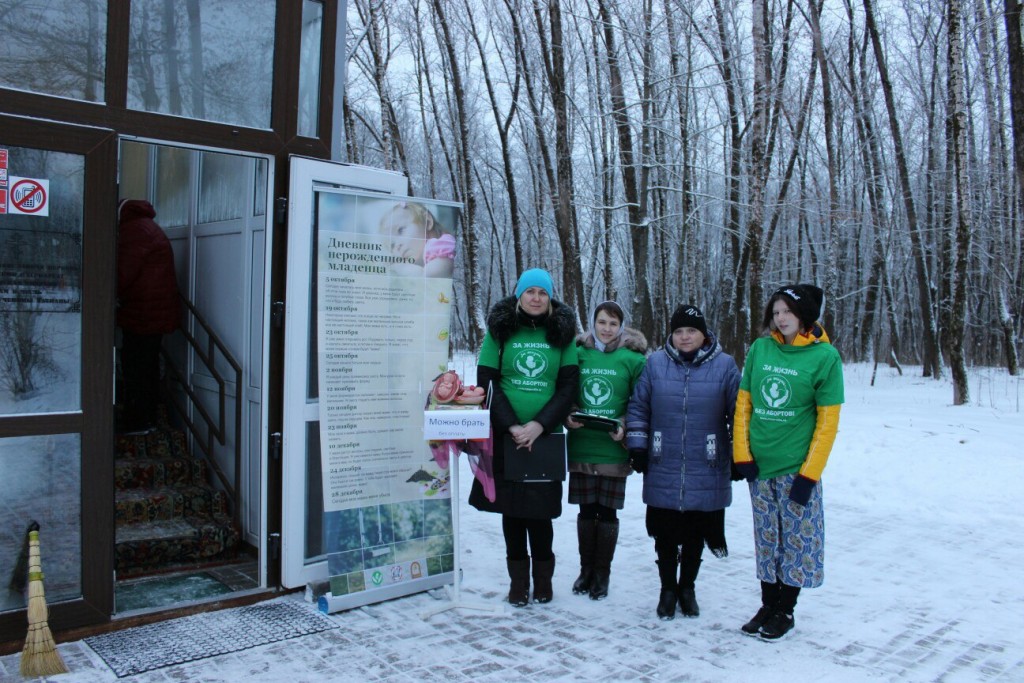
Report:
85,600,338,678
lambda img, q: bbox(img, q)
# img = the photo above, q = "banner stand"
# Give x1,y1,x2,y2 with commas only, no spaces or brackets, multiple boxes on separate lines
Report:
421,452,503,619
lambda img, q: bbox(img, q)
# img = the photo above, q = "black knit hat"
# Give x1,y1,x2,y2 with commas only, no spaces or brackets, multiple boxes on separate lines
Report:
669,304,707,336
768,284,825,330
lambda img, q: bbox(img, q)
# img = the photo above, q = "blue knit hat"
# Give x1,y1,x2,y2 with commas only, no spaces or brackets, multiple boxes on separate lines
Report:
515,268,554,298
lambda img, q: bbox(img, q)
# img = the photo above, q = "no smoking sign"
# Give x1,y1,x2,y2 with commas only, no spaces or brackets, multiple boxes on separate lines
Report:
8,176,49,216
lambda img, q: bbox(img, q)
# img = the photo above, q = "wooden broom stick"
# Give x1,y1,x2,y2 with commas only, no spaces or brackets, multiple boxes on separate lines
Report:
20,524,68,677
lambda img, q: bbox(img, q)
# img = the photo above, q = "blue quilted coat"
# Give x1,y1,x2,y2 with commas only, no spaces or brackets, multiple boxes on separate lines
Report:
625,332,740,512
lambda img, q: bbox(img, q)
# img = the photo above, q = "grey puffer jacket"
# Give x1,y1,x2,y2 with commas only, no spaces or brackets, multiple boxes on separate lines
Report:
625,332,740,512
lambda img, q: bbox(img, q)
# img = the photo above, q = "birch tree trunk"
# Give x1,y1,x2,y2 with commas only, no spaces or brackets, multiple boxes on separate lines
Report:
946,0,972,404
808,0,840,335
430,0,484,344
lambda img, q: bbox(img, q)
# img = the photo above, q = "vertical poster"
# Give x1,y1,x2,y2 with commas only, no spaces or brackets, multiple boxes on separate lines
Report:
315,191,461,601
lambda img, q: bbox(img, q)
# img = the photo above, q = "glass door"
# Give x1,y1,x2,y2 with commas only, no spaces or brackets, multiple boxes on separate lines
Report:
0,115,117,640
280,157,407,588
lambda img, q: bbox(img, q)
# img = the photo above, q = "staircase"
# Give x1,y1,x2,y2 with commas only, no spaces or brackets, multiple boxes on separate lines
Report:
114,415,240,578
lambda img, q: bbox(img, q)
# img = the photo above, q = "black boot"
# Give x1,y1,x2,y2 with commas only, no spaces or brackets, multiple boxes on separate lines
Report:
741,580,780,635
532,555,555,604
759,583,800,640
572,516,597,595
677,552,702,617
589,520,619,600
507,558,530,607
655,556,678,620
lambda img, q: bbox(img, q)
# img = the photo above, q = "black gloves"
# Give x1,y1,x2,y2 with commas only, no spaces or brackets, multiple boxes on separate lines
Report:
733,461,759,482
789,474,817,506
629,449,648,474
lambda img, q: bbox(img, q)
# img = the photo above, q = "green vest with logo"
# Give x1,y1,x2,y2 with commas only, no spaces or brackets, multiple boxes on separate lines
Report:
740,336,844,478
478,326,578,425
567,345,646,464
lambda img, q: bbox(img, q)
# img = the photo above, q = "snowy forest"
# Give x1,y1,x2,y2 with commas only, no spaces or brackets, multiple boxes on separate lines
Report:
341,0,1024,403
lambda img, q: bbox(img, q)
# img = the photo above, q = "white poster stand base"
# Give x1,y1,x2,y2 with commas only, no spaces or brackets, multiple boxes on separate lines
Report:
421,451,504,619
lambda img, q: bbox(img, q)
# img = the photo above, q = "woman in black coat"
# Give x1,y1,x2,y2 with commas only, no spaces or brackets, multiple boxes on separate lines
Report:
468,268,579,606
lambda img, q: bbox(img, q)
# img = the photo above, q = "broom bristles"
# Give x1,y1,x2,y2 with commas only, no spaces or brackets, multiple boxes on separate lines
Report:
20,529,68,676
21,622,67,677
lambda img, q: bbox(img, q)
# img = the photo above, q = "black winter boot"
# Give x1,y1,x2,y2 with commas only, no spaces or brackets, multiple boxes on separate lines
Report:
572,516,598,595
655,557,678,620
507,558,530,607
759,583,800,641
741,580,780,635
677,553,702,617
588,520,619,601
532,555,555,604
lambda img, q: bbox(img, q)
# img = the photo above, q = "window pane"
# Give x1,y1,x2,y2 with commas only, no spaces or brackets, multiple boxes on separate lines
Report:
154,146,191,229
0,433,82,612
0,147,83,414
127,0,276,129
298,1,324,138
254,159,268,217
0,0,106,102
119,141,152,202
199,152,247,223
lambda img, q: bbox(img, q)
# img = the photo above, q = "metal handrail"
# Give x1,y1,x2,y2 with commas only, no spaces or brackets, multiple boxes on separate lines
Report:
160,294,242,533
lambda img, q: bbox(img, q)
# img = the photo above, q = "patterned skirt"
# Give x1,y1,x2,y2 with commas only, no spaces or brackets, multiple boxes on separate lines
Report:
568,471,627,510
748,473,825,588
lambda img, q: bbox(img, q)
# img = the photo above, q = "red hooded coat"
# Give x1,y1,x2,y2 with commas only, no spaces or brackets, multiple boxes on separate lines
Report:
117,200,180,334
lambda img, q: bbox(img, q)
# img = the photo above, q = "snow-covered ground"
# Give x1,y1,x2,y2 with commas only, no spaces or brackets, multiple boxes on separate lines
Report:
2,361,1022,682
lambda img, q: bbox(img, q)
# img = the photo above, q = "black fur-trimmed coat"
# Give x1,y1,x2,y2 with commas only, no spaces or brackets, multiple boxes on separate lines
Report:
468,295,580,519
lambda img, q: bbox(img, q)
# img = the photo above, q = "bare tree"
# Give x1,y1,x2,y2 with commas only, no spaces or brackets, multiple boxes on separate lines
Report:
946,0,972,403
596,0,654,340
863,0,943,378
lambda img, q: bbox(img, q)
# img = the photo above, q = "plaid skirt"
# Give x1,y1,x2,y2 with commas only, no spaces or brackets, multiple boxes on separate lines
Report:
568,471,627,510
749,473,825,588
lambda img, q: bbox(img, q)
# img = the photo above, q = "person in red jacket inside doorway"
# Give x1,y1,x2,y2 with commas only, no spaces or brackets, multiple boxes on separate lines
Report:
117,199,180,434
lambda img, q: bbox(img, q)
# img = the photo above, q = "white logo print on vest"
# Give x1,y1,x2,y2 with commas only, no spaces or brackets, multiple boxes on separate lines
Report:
759,375,792,408
582,376,614,407
513,349,549,378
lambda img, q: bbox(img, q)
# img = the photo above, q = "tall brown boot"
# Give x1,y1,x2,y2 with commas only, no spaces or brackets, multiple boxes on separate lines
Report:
531,555,555,603
507,558,530,607
573,516,598,595
588,520,619,600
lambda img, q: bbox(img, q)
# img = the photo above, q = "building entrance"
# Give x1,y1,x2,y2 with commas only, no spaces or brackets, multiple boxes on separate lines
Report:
112,140,272,612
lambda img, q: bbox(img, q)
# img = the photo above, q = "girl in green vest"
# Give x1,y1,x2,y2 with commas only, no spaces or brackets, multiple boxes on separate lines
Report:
733,284,844,640
565,301,647,601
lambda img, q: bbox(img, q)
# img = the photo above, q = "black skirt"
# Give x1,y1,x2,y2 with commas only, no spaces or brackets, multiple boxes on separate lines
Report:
645,506,728,558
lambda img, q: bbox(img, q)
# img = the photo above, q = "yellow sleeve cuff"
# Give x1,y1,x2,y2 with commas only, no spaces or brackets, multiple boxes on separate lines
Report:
732,389,754,464
799,404,841,481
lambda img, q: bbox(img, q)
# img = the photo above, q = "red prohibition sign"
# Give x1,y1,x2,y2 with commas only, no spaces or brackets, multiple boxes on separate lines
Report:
11,179,46,213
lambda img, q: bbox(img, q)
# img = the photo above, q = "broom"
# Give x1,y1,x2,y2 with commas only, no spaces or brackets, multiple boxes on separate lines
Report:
20,522,68,677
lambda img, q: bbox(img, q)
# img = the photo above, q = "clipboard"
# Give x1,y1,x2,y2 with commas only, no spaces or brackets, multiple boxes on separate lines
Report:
569,412,621,432
502,432,567,482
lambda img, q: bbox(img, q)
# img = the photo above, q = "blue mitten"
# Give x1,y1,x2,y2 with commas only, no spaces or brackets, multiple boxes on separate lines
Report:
789,474,817,506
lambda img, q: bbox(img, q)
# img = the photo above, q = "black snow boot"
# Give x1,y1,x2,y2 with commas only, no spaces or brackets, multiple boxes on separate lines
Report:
677,554,702,618
741,580,780,635
759,583,800,641
507,558,530,607
588,520,619,601
572,516,598,595
532,555,555,604
655,556,678,620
